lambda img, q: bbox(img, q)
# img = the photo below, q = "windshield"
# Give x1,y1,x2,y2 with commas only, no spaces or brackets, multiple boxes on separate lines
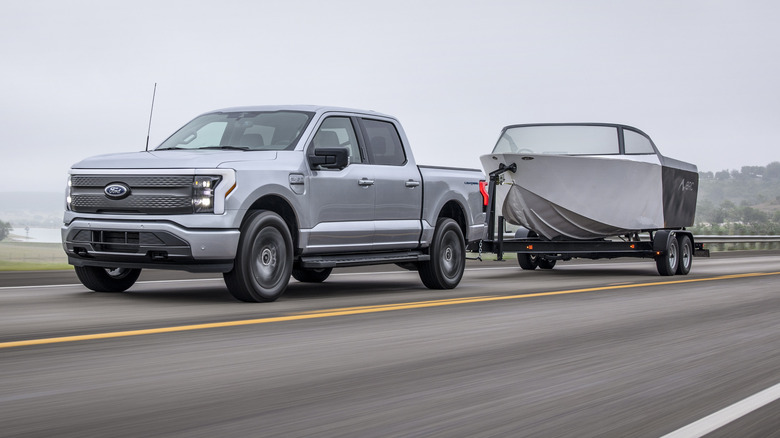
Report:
156,110,314,151
492,125,620,155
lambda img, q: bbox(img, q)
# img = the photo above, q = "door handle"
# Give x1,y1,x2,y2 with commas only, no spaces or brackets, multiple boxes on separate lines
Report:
405,180,421,188
358,178,375,186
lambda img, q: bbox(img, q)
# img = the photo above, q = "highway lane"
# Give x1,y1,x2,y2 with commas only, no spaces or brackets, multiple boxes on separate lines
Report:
1,254,779,437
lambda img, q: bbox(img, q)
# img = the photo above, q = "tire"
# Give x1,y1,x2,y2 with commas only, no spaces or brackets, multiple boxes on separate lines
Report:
74,266,141,292
419,218,465,289
517,254,538,270
292,266,333,283
676,235,693,275
224,211,293,302
537,258,557,270
655,235,679,276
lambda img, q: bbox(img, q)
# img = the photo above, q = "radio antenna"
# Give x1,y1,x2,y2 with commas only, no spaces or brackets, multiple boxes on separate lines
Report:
145,83,157,151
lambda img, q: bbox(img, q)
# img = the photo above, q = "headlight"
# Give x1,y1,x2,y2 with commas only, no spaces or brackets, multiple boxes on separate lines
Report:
66,176,72,211
193,176,222,213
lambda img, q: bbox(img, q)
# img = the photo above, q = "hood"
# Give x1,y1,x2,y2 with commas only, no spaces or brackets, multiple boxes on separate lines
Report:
70,150,278,169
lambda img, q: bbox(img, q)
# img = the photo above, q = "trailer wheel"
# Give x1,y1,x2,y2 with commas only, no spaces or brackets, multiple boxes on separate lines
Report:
224,210,293,302
74,266,141,292
419,218,465,289
517,254,538,270
676,235,693,275
655,236,679,276
538,258,557,270
292,267,332,283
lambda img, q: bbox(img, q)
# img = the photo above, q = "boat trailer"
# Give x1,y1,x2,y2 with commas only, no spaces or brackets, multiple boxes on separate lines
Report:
471,162,710,276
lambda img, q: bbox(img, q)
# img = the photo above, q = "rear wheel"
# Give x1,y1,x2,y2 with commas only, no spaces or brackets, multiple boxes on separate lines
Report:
224,211,293,302
419,218,465,289
676,235,693,275
74,266,141,292
537,258,557,270
292,266,333,283
655,235,679,276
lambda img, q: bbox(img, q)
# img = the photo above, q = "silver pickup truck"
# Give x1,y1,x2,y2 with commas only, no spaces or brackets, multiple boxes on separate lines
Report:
63,105,486,302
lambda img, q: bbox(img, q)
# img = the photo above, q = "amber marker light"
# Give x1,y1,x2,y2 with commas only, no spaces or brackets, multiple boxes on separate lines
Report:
225,182,237,197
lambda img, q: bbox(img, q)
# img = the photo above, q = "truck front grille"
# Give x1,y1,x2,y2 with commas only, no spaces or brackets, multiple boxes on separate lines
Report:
70,174,193,214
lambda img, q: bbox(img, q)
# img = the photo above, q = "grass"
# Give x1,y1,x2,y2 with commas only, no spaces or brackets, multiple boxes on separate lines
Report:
0,241,71,271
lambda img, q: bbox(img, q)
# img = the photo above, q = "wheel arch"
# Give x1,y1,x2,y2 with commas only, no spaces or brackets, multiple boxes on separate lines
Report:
436,199,468,240
243,195,300,252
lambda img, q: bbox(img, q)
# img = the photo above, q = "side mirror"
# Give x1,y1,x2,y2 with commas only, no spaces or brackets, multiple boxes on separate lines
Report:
308,147,349,170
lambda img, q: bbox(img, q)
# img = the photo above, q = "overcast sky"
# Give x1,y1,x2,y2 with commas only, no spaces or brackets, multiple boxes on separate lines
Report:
1,0,778,193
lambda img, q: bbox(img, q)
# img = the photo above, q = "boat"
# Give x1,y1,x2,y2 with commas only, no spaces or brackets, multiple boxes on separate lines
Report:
479,123,699,240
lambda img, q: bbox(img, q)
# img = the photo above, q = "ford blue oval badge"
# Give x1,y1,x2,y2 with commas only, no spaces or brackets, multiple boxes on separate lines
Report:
104,183,130,199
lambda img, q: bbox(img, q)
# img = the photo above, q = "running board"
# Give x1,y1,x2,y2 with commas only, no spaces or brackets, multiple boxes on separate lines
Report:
299,251,430,269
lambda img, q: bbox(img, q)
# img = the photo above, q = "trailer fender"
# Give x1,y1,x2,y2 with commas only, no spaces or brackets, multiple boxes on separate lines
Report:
652,230,676,254
514,227,536,239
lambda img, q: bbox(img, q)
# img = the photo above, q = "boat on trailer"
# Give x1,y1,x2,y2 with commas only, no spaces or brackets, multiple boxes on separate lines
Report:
480,123,699,240
475,123,708,276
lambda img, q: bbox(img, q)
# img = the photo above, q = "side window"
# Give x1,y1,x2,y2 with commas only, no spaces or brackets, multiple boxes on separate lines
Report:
311,117,362,165
361,119,406,166
624,129,656,154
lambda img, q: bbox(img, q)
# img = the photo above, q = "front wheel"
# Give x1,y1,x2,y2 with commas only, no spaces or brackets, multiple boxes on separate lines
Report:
74,266,141,292
655,235,679,276
419,218,465,289
517,254,538,270
224,211,293,302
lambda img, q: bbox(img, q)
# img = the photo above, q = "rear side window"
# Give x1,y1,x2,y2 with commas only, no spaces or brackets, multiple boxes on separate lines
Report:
623,129,656,154
361,119,406,166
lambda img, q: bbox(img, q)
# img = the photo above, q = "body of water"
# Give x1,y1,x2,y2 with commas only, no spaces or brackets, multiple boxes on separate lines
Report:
10,227,62,243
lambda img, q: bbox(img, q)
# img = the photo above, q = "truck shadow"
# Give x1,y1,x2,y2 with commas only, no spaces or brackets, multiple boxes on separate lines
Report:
283,279,428,300
96,278,428,303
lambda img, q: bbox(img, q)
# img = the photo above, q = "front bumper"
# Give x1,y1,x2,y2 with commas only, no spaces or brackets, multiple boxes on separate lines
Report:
62,219,240,272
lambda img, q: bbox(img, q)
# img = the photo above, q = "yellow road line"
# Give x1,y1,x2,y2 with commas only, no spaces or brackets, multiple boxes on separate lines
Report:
2,271,778,349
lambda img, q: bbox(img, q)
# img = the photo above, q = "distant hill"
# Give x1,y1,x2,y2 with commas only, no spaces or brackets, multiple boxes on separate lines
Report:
693,162,780,234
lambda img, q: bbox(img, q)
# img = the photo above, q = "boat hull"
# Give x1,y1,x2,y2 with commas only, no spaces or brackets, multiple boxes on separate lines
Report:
481,153,698,240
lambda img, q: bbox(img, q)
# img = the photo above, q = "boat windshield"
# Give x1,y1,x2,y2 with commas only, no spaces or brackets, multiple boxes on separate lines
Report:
156,110,314,151
493,125,620,155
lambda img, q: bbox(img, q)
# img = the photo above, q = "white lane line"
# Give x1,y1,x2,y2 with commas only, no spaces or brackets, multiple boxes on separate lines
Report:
661,382,780,438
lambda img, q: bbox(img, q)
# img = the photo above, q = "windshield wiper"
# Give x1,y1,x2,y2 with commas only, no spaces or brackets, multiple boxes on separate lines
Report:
199,145,252,151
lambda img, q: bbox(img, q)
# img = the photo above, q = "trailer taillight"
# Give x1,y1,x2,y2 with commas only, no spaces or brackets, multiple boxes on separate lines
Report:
479,180,489,211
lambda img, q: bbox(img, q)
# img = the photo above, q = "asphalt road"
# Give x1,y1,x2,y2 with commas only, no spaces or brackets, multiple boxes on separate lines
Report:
1,253,779,437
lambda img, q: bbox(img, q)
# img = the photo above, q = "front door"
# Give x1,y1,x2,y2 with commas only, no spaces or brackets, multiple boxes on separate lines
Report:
305,116,375,253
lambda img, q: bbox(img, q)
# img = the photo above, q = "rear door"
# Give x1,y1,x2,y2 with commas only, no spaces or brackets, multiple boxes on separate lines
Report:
359,117,423,250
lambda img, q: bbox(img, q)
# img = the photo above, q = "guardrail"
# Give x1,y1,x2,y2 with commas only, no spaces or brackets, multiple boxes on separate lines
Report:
694,235,780,251
693,235,780,243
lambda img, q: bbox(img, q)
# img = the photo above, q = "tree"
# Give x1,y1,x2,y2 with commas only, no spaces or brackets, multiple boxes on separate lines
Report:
741,166,765,177
767,161,780,178
0,220,12,241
